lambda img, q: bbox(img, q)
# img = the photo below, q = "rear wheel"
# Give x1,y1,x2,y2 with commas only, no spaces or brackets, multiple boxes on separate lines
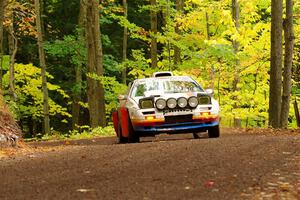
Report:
208,125,220,138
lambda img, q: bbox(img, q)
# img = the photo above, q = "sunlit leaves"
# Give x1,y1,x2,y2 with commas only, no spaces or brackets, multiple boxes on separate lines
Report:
3,63,71,120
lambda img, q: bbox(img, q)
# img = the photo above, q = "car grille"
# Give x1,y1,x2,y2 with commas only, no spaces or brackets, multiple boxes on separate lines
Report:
163,109,192,115
165,114,193,123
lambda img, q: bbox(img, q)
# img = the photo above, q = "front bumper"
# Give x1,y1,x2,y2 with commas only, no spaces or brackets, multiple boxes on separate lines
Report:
132,115,220,134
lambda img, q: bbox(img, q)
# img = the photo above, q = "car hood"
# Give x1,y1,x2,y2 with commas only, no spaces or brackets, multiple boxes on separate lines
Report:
131,92,206,103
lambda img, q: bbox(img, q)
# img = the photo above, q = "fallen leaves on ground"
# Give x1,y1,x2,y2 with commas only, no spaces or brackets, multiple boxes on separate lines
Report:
0,141,65,159
222,128,300,136
242,155,300,199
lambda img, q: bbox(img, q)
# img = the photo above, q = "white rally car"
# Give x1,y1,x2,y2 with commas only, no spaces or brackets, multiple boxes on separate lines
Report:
112,72,220,143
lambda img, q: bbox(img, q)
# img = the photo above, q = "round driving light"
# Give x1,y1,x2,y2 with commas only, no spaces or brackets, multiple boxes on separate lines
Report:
188,96,198,108
177,97,188,108
167,98,177,109
155,98,166,110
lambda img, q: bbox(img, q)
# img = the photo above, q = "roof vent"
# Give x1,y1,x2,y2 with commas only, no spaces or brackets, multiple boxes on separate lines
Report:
152,71,173,78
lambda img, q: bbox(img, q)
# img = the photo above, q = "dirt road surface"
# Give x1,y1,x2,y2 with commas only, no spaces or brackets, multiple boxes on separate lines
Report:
1,132,300,200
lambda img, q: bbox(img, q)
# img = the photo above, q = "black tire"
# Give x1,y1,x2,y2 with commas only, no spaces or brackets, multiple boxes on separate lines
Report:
208,125,220,138
193,133,200,139
128,119,140,143
117,122,128,144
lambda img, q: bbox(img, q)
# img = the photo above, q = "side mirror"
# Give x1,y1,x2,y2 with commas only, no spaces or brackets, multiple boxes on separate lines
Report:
205,89,214,96
118,95,127,101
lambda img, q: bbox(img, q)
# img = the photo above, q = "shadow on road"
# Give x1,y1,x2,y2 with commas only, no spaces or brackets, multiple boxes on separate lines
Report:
27,133,210,148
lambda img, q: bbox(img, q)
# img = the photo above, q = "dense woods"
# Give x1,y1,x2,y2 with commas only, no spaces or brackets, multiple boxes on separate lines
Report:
0,0,299,138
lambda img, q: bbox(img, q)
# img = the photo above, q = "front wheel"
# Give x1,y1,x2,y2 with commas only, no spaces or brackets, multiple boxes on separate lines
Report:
208,125,220,138
117,122,128,144
128,119,140,143
193,133,200,139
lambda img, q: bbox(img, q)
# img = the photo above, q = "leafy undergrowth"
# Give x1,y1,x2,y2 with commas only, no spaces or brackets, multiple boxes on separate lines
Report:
24,126,115,142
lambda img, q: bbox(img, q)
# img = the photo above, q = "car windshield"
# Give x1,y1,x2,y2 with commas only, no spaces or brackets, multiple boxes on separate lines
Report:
131,78,204,97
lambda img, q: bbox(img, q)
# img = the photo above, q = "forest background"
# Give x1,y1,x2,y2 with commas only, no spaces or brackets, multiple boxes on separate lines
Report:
0,0,299,139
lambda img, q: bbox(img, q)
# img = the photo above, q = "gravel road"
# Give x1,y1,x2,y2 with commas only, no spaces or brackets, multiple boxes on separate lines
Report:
1,132,300,200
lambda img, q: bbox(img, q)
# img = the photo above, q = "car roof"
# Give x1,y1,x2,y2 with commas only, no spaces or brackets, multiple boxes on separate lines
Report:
134,76,194,84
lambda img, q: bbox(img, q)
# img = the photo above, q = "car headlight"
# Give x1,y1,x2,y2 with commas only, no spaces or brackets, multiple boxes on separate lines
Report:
198,95,211,105
188,96,198,108
177,97,188,108
155,98,166,110
139,98,154,109
167,98,177,109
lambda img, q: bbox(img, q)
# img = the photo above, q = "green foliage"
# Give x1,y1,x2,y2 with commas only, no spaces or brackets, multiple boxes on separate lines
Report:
68,126,115,139
38,126,115,141
44,34,86,67
125,50,155,78
1,55,10,70
102,76,127,116
86,73,127,116
3,63,71,121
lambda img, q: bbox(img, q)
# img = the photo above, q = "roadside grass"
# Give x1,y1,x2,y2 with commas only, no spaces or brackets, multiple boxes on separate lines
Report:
24,126,115,142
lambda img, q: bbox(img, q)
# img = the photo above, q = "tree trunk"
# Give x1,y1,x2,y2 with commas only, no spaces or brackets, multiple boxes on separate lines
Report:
174,0,183,66
35,0,50,134
206,12,210,40
269,0,283,128
72,0,87,130
86,0,106,128
150,0,157,68
231,0,240,91
207,14,215,89
8,15,17,101
280,0,294,128
72,64,82,130
232,0,241,127
122,0,128,84
234,118,242,128
0,0,6,90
